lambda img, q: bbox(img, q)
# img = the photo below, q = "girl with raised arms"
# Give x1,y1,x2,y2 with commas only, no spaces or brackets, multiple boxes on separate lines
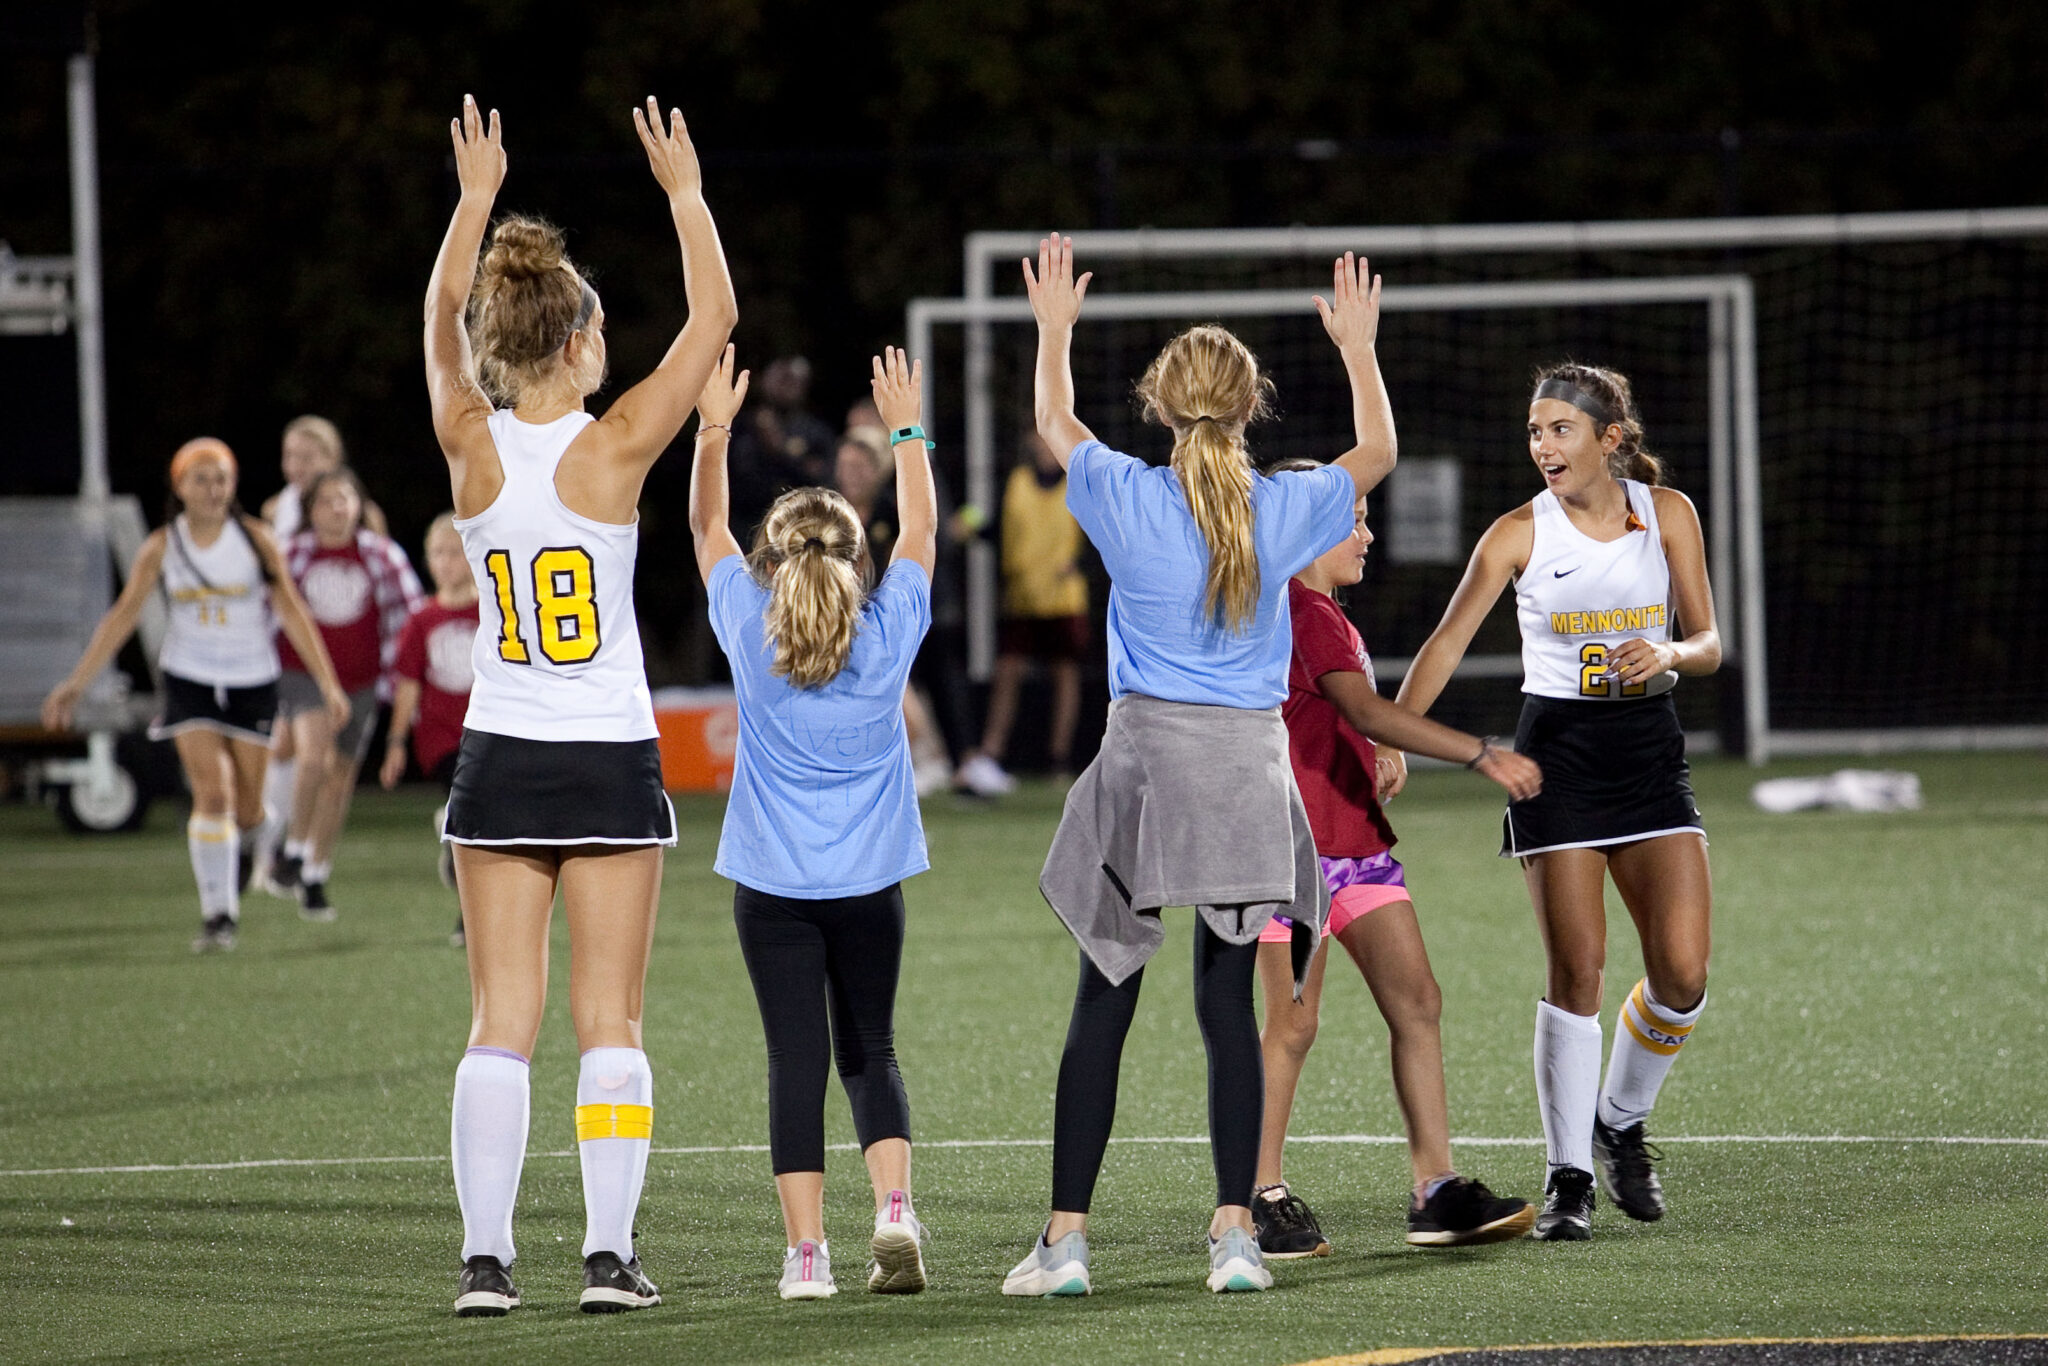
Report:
42,438,347,952
690,345,936,1301
1003,243,1395,1298
423,94,735,1315
1395,363,1720,1241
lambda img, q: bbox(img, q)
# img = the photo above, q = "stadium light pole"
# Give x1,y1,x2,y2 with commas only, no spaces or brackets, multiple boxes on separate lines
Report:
68,53,108,508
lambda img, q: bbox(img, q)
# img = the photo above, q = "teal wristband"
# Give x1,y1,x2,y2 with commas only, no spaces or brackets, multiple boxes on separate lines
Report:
889,424,935,449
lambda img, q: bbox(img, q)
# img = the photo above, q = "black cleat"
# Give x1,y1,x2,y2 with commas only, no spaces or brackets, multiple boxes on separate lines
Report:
454,1255,520,1316
263,853,303,901
580,1250,661,1313
1531,1166,1595,1241
298,880,336,923
190,914,237,954
1407,1176,1536,1247
1593,1116,1667,1221
1252,1184,1331,1259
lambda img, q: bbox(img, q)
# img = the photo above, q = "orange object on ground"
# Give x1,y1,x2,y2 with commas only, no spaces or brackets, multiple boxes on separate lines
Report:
652,687,739,793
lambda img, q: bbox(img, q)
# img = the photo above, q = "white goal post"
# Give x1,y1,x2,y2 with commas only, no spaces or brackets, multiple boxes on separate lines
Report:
906,275,1769,761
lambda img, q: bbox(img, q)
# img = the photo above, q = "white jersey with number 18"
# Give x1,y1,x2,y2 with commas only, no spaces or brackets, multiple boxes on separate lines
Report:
454,410,657,743
1514,478,1678,702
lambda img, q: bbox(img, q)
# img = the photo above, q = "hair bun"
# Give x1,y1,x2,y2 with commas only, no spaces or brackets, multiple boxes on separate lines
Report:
485,217,566,281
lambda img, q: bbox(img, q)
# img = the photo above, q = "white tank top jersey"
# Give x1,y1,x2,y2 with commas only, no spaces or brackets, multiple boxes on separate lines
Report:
157,515,281,688
269,483,304,540
454,410,658,743
1515,479,1679,701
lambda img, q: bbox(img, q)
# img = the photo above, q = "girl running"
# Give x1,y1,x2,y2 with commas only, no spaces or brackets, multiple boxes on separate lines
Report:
425,94,736,1316
267,466,423,919
1247,459,1539,1260
1003,244,1395,1298
1396,363,1721,1241
692,345,936,1302
380,512,481,945
41,438,346,952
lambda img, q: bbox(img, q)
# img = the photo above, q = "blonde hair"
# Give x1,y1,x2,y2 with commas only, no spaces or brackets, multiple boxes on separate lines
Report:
425,511,459,547
467,216,601,405
282,414,345,466
1135,325,1274,632
748,488,868,689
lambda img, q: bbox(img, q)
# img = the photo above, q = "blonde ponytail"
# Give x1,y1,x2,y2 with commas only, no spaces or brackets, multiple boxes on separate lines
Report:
748,488,867,688
1136,326,1273,633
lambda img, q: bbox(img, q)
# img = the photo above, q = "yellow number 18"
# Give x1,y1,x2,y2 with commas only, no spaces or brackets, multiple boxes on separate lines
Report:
481,547,601,666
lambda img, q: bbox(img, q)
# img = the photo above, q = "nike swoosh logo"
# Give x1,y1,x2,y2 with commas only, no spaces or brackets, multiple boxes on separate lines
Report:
1553,567,1579,578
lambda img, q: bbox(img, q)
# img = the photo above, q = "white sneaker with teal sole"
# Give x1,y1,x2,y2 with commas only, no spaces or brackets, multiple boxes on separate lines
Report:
779,1239,836,1300
1001,1227,1090,1297
1206,1226,1272,1292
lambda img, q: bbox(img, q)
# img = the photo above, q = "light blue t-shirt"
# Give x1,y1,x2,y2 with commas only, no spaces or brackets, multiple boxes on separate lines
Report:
1064,439,1358,711
708,555,933,898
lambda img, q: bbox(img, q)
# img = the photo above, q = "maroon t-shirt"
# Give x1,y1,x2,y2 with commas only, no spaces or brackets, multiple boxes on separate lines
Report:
391,599,479,776
278,541,383,692
1283,579,1397,858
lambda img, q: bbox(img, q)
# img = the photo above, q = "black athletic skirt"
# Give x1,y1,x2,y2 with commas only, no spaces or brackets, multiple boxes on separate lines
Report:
148,672,278,746
443,729,677,847
1500,693,1704,858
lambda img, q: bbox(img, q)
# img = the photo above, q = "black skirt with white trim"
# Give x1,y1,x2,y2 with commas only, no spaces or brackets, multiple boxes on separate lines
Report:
1500,693,1704,858
444,729,677,847
149,672,278,746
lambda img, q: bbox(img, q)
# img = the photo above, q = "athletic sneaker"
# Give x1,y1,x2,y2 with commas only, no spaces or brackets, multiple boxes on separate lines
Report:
956,753,1018,798
1531,1166,1596,1241
1405,1176,1536,1246
579,1250,661,1312
262,853,303,901
1252,1184,1331,1259
298,880,337,923
190,915,236,954
453,1254,520,1316
779,1239,837,1300
1592,1116,1667,1221
868,1190,928,1293
1001,1227,1090,1297
1206,1226,1272,1293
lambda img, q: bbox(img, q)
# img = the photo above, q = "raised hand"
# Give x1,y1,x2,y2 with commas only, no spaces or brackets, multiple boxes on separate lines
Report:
696,344,750,429
450,94,506,201
871,346,923,432
1313,251,1382,355
1021,233,1092,334
633,96,703,200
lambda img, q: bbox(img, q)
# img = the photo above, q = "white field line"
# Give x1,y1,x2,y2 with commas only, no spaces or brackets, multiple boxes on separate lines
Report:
2,1132,2045,1179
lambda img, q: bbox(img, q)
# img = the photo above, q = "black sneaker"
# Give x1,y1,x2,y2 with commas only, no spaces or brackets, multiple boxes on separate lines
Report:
263,853,302,901
454,1254,520,1316
1252,1185,1331,1259
1406,1176,1536,1247
298,880,336,923
1531,1166,1595,1241
580,1250,661,1313
190,914,237,954
1593,1116,1667,1221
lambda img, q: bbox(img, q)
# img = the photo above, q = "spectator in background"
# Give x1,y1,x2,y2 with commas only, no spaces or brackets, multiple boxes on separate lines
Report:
957,428,1087,795
728,355,840,537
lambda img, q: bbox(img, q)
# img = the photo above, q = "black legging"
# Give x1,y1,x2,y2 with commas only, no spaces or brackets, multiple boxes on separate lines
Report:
1050,916,1264,1212
733,882,912,1174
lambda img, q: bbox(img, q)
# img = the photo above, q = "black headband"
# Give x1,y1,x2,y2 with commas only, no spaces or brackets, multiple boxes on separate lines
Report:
554,280,599,353
1532,377,1615,430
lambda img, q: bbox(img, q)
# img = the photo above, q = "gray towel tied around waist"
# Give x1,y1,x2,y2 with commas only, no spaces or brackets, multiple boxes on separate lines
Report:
1039,694,1328,994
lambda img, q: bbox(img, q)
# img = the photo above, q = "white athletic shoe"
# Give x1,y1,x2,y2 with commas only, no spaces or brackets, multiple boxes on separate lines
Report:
868,1190,928,1293
956,753,1018,797
1001,1227,1090,1297
779,1239,837,1300
1206,1226,1272,1293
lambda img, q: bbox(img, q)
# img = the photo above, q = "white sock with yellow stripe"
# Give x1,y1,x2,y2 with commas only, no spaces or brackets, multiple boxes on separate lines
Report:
186,815,239,921
453,1047,530,1264
576,1047,652,1260
1598,979,1705,1130
1534,999,1602,1174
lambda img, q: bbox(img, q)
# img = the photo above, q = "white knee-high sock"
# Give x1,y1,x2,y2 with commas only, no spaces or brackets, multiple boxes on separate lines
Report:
453,1047,530,1264
256,761,294,865
187,815,239,921
1598,979,1706,1130
577,1047,653,1260
1534,999,1602,1175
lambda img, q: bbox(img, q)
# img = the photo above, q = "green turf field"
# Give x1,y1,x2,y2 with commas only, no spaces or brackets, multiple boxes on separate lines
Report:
2,752,2044,1364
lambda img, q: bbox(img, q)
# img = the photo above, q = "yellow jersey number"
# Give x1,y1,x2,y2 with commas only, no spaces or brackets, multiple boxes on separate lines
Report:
481,547,601,666
1578,643,1646,699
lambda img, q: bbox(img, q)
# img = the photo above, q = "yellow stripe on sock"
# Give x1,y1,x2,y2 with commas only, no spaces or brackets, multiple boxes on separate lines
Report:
186,817,234,842
1629,981,1695,1038
1621,1002,1687,1056
575,1103,653,1142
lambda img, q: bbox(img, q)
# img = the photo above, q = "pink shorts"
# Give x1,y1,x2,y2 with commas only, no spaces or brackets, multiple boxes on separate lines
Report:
1258,852,1410,944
